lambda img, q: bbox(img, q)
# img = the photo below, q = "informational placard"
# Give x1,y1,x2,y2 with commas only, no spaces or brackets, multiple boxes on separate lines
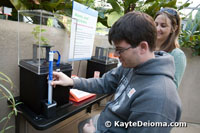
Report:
4,7,12,16
68,1,98,61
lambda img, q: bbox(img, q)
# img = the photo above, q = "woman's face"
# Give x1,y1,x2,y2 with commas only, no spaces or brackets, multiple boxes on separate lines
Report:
155,14,172,43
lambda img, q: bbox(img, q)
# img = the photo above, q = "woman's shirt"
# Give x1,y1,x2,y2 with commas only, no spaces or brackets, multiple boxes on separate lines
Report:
170,48,187,89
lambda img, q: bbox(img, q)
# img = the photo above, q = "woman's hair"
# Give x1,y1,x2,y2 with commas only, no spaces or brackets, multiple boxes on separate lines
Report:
155,7,181,52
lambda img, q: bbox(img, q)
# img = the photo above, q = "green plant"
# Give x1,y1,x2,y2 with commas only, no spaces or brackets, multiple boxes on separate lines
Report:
32,26,48,45
96,0,191,27
4,0,190,27
0,72,21,133
179,9,200,56
7,0,94,18
4,0,191,28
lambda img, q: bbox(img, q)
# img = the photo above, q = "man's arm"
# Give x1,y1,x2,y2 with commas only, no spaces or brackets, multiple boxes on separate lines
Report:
51,65,125,94
73,66,124,94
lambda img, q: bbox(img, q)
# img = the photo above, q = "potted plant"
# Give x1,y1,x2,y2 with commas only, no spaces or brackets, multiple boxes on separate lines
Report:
31,25,53,62
32,25,48,45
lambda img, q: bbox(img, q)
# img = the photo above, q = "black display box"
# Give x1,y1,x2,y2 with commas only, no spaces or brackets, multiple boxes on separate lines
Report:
19,59,72,115
86,58,118,78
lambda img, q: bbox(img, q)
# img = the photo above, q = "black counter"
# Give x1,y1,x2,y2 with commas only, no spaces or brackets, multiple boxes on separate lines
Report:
15,94,110,131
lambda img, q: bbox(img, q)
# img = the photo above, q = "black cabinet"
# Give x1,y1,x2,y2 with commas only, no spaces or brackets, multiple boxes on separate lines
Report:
86,59,118,78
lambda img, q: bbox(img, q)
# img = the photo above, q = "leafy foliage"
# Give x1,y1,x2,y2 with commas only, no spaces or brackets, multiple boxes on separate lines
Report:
4,0,191,28
0,72,21,133
96,0,191,27
9,0,94,17
179,9,200,56
32,26,48,45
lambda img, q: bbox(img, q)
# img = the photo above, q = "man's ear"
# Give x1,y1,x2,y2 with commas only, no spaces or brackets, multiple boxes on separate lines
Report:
138,41,149,54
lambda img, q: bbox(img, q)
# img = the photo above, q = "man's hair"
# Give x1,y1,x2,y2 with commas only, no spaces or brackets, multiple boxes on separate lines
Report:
155,7,181,52
108,11,157,52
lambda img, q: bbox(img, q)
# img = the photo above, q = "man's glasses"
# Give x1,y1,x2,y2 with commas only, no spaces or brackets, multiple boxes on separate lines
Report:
114,46,133,55
159,8,178,17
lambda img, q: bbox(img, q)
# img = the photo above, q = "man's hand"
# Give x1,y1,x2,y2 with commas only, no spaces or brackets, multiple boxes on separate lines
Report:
51,71,74,87
83,119,96,133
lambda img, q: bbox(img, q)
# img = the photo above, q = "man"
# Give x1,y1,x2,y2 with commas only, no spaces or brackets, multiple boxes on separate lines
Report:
51,11,181,133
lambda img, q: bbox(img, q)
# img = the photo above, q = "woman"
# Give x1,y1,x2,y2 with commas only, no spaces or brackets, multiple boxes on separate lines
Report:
155,7,186,89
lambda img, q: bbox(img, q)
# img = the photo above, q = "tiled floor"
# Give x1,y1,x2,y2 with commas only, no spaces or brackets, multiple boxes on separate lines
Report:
171,123,200,133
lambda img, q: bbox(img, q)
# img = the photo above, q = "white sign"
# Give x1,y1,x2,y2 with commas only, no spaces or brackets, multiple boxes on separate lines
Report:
4,7,12,16
68,1,98,61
